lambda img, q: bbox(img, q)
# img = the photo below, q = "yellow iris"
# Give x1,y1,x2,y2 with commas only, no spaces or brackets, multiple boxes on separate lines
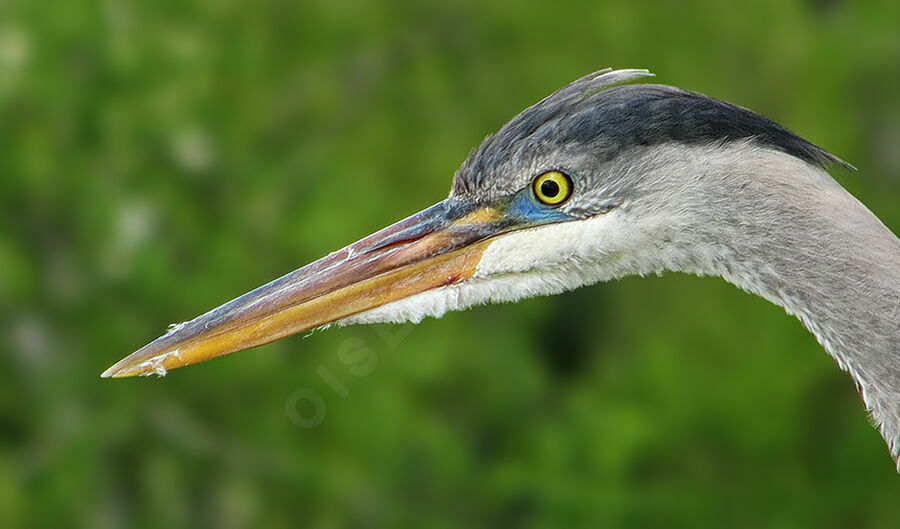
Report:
532,170,573,206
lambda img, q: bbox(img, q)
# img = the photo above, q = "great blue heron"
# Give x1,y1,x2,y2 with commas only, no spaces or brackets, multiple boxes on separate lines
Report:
102,69,900,468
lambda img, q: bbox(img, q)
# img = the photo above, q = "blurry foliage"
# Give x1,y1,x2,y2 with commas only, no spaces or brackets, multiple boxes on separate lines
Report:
2,0,900,527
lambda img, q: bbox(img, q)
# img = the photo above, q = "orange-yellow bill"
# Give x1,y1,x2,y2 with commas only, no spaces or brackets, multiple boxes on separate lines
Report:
102,199,510,378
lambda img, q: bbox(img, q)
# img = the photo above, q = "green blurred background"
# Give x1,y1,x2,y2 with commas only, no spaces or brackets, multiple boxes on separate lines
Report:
2,0,900,526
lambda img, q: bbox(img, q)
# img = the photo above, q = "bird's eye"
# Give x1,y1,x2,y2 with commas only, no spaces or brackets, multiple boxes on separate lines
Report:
532,170,572,206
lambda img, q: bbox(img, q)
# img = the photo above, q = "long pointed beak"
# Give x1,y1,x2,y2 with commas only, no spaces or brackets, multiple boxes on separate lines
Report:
102,198,509,378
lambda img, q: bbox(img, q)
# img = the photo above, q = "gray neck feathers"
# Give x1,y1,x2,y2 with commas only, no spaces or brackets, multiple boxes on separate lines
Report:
624,141,900,466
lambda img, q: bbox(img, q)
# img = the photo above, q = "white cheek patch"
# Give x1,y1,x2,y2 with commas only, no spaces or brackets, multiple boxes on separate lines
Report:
474,209,629,277
338,209,680,327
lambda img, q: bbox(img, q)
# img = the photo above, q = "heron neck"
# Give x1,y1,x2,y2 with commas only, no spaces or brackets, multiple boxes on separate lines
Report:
666,144,900,465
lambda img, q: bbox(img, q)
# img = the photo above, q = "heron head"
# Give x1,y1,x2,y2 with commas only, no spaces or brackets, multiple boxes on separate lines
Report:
103,68,841,378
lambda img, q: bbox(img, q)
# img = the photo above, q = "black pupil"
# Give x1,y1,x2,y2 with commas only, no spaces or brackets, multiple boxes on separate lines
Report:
540,179,560,198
